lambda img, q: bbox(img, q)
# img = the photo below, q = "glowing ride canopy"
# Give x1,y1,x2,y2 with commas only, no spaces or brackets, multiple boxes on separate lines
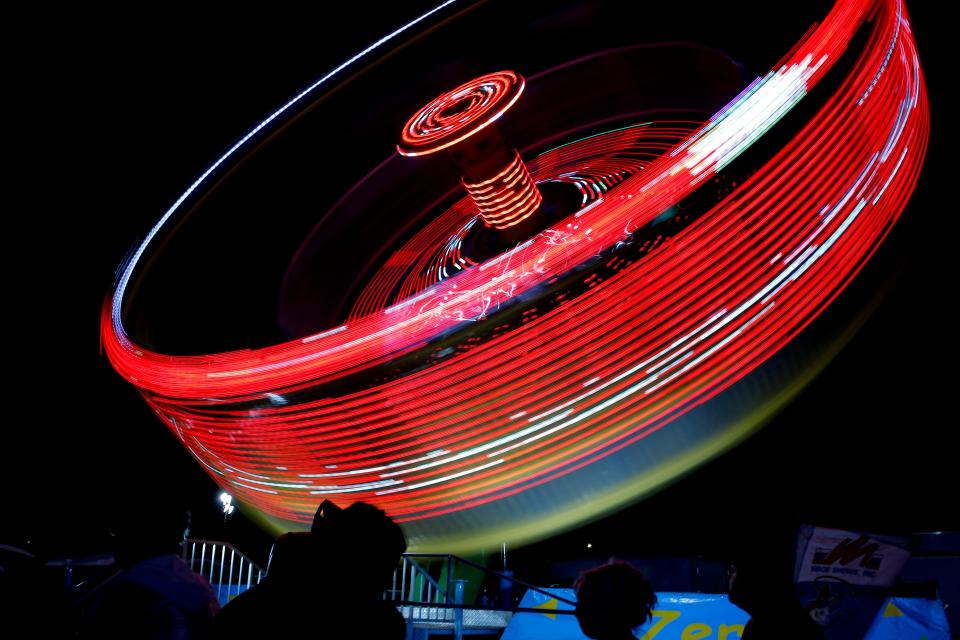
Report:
102,0,927,551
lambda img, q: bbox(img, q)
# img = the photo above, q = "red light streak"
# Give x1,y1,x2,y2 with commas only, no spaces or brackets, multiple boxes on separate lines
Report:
398,71,525,158
400,70,543,234
462,150,542,230
102,0,928,547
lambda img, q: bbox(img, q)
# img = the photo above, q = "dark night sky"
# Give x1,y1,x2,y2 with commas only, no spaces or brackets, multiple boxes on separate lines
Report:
10,1,954,565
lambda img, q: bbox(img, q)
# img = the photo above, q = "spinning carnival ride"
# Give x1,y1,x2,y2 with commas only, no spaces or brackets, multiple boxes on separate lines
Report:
102,0,927,551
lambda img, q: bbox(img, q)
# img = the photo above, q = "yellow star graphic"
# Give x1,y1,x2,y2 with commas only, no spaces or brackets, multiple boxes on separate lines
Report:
533,597,559,620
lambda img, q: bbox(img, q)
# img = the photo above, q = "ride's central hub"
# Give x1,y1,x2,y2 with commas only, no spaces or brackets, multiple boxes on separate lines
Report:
398,71,543,241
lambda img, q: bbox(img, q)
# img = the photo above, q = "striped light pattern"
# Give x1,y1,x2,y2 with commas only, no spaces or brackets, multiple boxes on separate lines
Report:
462,149,543,230
397,70,525,157
349,122,698,318
102,0,928,550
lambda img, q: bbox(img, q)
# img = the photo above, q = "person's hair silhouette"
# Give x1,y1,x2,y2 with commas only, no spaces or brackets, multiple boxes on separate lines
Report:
575,559,656,640
215,500,406,639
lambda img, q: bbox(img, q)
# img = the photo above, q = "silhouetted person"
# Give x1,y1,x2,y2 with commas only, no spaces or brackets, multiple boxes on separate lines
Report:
575,559,656,640
215,500,406,639
317,501,406,597
1,541,56,637
86,507,218,639
320,501,407,638
729,559,823,639
212,532,318,636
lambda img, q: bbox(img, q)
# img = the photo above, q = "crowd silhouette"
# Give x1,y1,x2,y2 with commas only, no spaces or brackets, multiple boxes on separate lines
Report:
74,500,843,639
213,500,406,639
84,506,219,639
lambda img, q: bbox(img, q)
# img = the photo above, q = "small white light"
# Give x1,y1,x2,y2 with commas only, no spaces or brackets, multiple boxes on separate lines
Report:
586,543,592,549
219,492,237,516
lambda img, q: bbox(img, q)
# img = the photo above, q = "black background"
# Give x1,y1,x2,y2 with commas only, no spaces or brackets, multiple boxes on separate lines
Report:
9,1,953,567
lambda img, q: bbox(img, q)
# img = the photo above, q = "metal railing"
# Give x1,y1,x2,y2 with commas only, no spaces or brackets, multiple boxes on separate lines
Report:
182,538,265,606
178,542,575,639
386,553,577,640
390,554,450,608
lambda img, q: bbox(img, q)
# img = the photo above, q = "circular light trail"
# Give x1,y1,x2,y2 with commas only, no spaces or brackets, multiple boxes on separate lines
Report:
351,121,699,319
400,70,543,234
102,0,928,551
398,70,525,158
461,149,542,231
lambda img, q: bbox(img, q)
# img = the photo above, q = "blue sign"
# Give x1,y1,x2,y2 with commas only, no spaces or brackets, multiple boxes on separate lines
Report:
863,597,951,639
501,590,950,639
502,589,747,640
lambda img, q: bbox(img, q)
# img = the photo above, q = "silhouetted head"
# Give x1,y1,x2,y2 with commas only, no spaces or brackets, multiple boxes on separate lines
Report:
343,503,406,587
310,500,406,595
575,560,656,640
266,532,318,586
311,499,345,535
110,502,191,567
728,524,799,616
